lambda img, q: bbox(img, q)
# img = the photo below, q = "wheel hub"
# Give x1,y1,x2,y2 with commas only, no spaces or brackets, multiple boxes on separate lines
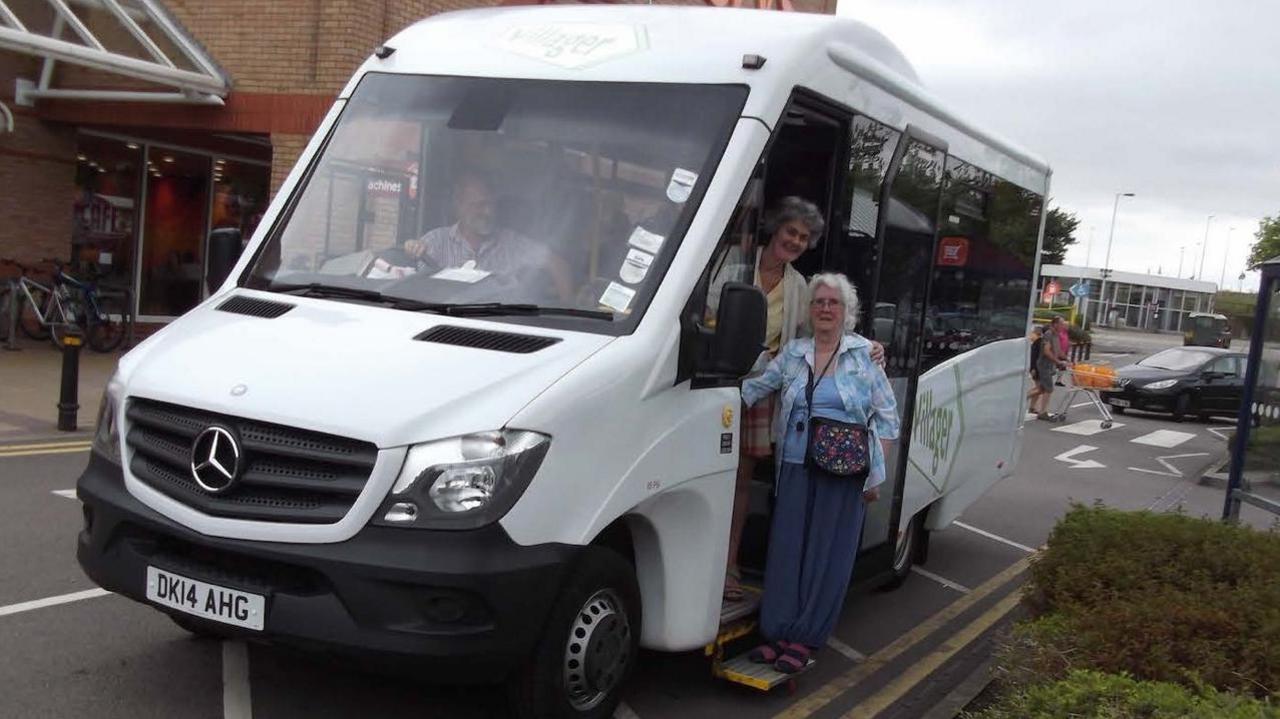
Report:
563,589,631,711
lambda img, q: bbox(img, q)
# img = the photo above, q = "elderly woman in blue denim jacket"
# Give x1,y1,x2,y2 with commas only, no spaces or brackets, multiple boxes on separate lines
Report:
740,272,900,674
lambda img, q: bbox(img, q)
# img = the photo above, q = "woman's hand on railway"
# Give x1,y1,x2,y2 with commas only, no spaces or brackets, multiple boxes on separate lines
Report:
862,486,880,503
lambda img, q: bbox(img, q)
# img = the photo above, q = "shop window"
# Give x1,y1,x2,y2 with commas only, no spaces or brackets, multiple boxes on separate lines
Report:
72,135,142,292
139,149,209,317
210,158,270,272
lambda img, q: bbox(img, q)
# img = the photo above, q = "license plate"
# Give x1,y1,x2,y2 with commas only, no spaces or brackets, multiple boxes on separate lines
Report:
146,566,265,630
1110,398,1131,408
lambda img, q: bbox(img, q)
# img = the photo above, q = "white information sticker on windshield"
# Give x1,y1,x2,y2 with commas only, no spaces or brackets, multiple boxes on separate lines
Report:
666,168,698,203
618,248,654,285
432,261,491,284
628,226,664,254
599,282,636,313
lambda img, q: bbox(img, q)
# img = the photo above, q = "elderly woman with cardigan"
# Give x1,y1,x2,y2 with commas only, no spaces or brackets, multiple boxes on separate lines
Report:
710,197,883,602
739,272,900,674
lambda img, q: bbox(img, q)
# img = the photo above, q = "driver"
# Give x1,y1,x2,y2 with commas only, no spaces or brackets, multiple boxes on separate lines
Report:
404,173,573,301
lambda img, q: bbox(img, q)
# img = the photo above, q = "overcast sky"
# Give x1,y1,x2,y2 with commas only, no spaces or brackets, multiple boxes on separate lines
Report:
835,0,1280,292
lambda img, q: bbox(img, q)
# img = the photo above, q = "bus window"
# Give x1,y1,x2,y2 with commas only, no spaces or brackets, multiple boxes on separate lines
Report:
831,116,900,329
925,159,1042,369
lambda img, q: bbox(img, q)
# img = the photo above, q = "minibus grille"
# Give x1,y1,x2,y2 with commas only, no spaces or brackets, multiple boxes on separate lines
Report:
124,398,377,524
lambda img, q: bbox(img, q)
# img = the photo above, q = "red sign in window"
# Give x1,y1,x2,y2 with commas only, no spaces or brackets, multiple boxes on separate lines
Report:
937,236,970,267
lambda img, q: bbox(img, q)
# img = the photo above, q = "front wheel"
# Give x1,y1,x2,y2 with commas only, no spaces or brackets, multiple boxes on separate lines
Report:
508,548,640,719
880,513,924,590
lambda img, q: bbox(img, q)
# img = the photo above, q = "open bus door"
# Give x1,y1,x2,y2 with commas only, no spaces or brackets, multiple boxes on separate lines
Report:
845,126,947,586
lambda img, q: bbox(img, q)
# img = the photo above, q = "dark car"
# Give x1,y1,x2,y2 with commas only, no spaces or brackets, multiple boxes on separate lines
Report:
1106,347,1247,422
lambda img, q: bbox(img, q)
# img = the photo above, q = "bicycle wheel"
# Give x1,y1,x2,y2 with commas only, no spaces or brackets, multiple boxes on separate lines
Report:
18,285,52,340
87,294,128,352
48,295,78,349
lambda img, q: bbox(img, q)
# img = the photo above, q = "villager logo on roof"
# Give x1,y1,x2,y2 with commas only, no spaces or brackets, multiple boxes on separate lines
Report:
493,23,648,69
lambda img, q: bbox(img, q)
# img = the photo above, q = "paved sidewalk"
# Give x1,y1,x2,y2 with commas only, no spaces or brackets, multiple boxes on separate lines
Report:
0,337,120,443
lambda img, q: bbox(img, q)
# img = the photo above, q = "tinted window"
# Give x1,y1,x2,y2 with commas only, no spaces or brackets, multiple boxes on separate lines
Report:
923,159,1041,369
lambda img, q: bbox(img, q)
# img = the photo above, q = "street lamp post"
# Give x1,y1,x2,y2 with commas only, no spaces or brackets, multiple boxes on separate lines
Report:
1219,226,1236,290
1098,192,1135,325
1197,214,1215,280
1178,245,1186,277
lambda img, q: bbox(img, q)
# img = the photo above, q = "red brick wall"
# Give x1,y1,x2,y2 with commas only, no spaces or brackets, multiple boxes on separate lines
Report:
0,110,76,265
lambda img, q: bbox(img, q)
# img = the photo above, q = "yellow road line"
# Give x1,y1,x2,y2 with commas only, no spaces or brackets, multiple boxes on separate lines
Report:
842,589,1024,718
772,553,1035,719
0,446,92,458
0,440,93,452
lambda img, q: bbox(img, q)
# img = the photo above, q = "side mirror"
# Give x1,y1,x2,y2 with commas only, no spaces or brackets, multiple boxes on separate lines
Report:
707,281,766,377
1202,370,1224,381
206,228,244,294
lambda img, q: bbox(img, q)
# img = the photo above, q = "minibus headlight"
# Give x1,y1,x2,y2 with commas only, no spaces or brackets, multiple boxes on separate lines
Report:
91,383,122,466
376,430,550,529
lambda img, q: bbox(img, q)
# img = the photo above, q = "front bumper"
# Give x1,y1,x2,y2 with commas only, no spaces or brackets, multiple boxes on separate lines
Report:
75,453,575,679
1105,385,1178,412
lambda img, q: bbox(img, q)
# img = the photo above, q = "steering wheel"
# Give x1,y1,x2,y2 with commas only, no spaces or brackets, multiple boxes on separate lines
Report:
375,246,441,275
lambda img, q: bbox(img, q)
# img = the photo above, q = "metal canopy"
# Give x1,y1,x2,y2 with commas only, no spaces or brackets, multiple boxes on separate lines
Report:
0,0,228,106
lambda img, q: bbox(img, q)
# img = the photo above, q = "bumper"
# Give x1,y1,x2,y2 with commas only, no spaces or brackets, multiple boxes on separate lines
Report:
1105,387,1177,412
75,453,575,679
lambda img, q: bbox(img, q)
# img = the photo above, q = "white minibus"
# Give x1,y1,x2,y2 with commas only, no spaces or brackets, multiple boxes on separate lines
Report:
76,6,1049,717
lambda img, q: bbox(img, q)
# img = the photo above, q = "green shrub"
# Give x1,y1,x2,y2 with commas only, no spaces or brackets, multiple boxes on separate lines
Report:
966,670,1280,719
1014,505,1280,696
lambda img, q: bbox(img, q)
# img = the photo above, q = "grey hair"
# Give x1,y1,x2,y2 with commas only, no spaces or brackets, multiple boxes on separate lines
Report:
762,196,826,249
805,272,860,333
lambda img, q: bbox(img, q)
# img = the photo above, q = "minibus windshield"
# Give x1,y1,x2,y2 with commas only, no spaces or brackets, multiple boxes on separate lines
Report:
245,73,746,332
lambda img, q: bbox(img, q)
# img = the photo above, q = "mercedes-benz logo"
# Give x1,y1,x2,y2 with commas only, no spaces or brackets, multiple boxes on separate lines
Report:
189,426,242,494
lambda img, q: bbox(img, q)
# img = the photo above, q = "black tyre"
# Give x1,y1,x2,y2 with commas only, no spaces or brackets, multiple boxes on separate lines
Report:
18,286,51,339
1172,393,1191,423
880,513,923,590
508,548,640,719
87,294,128,352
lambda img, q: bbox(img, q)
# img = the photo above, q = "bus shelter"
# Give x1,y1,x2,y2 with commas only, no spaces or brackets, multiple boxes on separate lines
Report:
1224,256,1280,521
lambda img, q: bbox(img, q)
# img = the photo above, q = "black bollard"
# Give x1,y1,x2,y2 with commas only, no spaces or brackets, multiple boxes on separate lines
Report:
57,327,82,431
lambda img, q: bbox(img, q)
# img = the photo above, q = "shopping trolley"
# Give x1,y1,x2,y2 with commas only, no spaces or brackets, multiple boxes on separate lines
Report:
1045,362,1119,428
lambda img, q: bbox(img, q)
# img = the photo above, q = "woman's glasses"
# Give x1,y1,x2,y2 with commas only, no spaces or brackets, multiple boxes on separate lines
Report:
810,298,842,308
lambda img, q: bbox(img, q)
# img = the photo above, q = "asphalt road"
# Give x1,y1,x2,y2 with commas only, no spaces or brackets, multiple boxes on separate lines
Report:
2,333,1276,718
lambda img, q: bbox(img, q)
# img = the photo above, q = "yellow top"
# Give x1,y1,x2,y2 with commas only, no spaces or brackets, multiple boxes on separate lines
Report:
762,274,785,353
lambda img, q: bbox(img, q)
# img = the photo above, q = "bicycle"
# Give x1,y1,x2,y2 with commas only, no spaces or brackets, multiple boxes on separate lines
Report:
0,258,133,352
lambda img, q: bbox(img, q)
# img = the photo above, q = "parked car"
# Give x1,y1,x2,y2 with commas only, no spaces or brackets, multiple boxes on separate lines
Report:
1106,347,1247,421
1183,312,1232,348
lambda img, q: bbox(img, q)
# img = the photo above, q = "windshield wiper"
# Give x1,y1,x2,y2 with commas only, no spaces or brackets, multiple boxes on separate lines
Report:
270,286,614,321
435,302,615,321
271,282,443,312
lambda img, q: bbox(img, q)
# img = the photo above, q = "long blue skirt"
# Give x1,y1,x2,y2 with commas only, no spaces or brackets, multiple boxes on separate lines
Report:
759,461,867,648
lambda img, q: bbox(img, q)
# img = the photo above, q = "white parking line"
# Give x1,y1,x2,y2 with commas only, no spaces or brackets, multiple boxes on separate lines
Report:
614,701,641,719
952,521,1038,554
222,640,253,719
52,489,77,499
911,567,972,594
1131,430,1197,448
0,588,111,618
826,636,866,662
1207,427,1233,441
